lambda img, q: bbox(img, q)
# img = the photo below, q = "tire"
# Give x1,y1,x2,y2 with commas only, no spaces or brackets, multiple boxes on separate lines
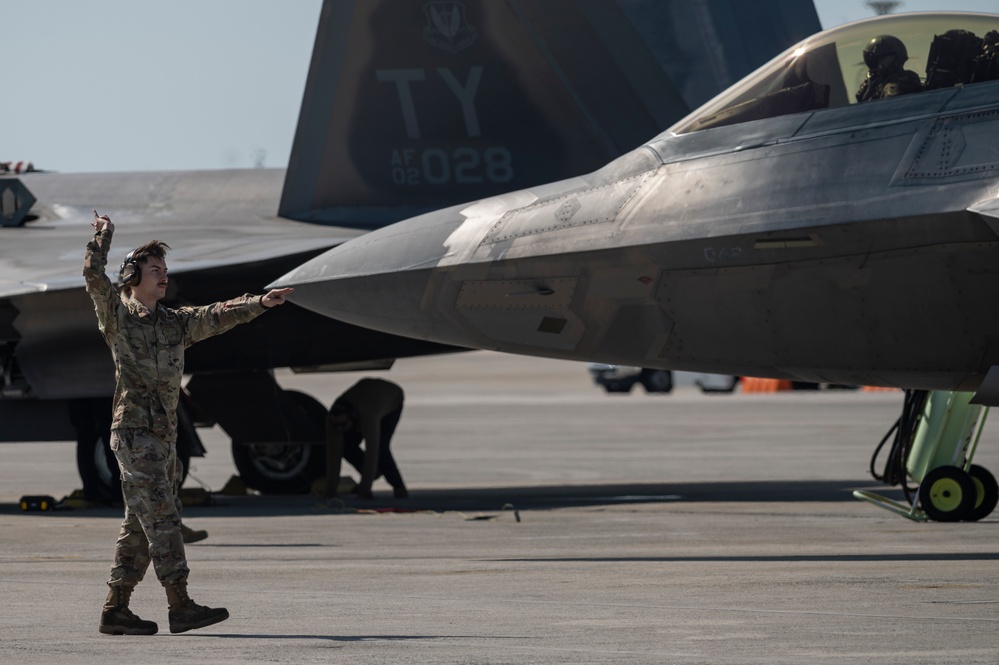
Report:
602,379,635,393
87,432,120,501
230,390,327,494
918,465,977,522
964,464,999,522
72,398,115,502
84,430,190,501
175,439,192,488
640,369,673,394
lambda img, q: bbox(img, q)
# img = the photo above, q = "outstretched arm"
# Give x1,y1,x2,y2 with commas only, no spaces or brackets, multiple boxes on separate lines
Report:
261,287,294,309
182,287,295,345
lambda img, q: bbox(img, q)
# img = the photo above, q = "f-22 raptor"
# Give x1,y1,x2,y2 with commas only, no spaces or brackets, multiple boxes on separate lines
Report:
276,12,999,405
0,0,819,495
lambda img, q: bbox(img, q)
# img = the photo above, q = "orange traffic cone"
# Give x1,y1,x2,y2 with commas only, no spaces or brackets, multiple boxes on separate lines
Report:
740,377,793,393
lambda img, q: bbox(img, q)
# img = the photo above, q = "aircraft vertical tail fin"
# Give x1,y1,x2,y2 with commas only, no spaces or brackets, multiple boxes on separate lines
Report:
279,0,820,229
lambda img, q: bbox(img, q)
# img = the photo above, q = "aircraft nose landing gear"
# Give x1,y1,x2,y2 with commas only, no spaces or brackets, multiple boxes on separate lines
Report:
855,390,997,522
917,464,978,522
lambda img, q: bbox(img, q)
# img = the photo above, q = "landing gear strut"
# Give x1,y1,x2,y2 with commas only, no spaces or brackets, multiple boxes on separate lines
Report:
855,390,995,522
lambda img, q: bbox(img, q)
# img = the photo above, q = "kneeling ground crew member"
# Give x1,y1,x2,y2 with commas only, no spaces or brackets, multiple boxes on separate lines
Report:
85,211,293,635
325,378,408,499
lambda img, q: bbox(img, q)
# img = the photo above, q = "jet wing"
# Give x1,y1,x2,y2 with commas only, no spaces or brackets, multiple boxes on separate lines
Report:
1,222,354,299
0,169,357,300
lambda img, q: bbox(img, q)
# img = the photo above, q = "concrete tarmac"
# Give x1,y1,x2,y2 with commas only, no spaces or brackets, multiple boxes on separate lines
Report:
2,351,999,664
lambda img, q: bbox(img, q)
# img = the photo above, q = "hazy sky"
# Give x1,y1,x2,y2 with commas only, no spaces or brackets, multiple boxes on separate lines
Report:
4,0,996,174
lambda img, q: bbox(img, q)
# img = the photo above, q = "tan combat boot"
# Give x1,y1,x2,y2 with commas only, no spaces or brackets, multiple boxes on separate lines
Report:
163,577,229,633
180,523,208,544
99,585,158,635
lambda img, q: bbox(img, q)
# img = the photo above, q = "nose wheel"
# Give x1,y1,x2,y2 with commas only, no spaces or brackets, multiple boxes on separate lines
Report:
914,464,999,522
965,464,999,522
917,466,977,522
856,391,996,522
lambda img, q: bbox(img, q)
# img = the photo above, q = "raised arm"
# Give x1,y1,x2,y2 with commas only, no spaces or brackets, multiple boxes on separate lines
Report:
83,210,120,343
91,209,113,235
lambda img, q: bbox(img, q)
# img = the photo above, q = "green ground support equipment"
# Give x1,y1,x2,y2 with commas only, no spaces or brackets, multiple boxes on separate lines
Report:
854,390,997,522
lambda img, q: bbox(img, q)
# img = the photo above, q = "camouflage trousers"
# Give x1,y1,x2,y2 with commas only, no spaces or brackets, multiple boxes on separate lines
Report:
106,428,188,587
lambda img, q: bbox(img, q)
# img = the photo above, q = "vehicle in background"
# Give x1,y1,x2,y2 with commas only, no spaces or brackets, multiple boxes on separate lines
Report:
692,373,741,393
587,364,673,393
587,365,741,394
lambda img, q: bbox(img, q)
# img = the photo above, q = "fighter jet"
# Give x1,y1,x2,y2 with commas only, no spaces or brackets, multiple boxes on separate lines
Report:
275,11,999,405
0,0,819,495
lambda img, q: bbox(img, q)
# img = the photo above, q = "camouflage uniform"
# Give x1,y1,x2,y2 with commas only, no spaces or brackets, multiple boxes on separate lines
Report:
84,227,267,586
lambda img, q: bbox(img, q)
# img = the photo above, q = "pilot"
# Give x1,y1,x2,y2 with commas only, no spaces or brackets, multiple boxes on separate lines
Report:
856,35,923,102
973,30,999,83
324,378,408,500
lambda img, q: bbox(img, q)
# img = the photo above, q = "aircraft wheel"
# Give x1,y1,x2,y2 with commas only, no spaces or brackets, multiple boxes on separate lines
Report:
918,466,976,522
83,432,190,501
231,441,317,494
230,390,326,494
71,398,118,503
602,380,635,393
640,369,673,394
964,464,999,522
74,393,202,503
86,432,120,501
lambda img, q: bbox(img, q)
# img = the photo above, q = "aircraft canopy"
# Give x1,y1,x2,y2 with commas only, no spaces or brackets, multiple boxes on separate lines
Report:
671,12,999,134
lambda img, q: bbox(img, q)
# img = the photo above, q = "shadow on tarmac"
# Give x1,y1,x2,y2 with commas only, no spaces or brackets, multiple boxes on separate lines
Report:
195,633,525,642
489,552,999,563
1,479,909,517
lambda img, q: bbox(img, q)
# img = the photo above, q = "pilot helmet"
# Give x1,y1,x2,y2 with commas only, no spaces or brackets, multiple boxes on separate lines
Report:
863,35,908,72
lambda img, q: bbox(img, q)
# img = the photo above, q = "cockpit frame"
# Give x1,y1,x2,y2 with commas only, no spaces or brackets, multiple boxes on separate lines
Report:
670,12,999,135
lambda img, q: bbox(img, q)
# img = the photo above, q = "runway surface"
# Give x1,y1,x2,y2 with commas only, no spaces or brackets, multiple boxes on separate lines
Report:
2,351,999,664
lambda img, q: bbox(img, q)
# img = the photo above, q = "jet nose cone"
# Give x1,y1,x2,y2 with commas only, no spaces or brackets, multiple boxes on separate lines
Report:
269,206,468,340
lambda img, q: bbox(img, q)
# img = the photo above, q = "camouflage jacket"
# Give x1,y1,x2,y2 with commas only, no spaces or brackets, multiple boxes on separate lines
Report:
83,228,268,440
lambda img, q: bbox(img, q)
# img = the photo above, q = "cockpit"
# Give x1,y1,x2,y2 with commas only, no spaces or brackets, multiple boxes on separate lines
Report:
671,12,999,135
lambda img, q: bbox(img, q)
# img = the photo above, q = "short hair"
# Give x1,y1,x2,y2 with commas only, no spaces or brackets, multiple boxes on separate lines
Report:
130,239,171,265
118,239,172,288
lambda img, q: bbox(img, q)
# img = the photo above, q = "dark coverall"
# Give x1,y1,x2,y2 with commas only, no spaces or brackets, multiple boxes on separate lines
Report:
325,378,406,497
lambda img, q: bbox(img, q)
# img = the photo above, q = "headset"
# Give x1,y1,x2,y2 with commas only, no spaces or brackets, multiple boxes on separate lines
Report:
119,249,141,287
